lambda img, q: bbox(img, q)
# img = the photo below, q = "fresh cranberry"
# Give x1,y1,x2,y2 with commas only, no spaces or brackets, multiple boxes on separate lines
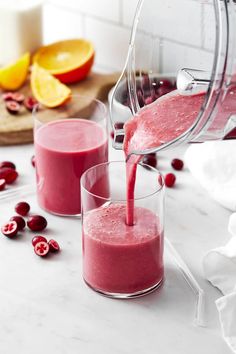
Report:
48,239,60,252
15,202,30,216
27,215,47,232
0,168,18,184
141,74,151,91
1,221,18,238
165,173,176,188
159,79,173,88
114,134,124,144
114,122,124,130
31,155,36,167
171,158,184,171
32,235,47,247
0,179,6,191
0,161,16,170
142,154,157,168
34,241,50,257
10,216,26,230
11,92,25,103
6,100,21,115
157,86,174,97
2,92,14,101
110,131,114,140
24,97,38,112
137,89,145,108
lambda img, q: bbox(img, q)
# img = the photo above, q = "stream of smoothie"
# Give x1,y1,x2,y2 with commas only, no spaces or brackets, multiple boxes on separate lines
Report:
124,91,205,225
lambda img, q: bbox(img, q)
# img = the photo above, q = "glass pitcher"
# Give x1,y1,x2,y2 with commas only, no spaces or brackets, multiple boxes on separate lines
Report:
110,0,236,155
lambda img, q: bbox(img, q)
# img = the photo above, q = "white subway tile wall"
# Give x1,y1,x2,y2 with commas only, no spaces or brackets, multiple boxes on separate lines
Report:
44,0,216,73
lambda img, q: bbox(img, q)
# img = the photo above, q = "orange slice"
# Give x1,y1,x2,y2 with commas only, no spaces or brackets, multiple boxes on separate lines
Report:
31,64,71,108
0,52,30,90
33,39,95,84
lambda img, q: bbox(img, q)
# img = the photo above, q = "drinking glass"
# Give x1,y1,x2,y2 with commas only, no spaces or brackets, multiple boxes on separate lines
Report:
34,95,108,216
81,161,164,298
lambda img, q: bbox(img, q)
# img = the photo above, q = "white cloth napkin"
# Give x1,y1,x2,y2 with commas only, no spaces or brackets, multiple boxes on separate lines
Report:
185,141,236,211
203,213,236,353
185,142,236,352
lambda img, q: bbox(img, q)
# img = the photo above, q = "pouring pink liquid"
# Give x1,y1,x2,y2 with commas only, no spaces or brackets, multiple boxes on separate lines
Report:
124,91,205,225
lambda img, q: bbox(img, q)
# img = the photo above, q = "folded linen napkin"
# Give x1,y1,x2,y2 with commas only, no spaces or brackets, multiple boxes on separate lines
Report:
185,141,236,211
203,213,236,353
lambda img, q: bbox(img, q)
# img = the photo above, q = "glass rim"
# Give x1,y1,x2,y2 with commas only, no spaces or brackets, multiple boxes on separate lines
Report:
32,94,107,122
80,160,165,202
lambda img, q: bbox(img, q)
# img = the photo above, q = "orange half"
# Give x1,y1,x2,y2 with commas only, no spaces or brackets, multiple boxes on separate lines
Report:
31,64,71,108
33,39,95,84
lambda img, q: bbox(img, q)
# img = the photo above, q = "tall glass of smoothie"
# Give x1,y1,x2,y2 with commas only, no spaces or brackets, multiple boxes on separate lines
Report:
81,161,164,298
34,95,108,216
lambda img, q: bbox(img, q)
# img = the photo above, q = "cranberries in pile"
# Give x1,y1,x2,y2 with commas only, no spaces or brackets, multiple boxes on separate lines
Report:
33,236,60,257
2,91,38,115
32,235,47,247
0,167,18,184
27,215,47,232
10,216,26,231
1,202,60,258
0,161,16,170
15,201,30,216
34,241,50,257
165,173,176,188
6,101,21,115
122,75,176,108
1,221,18,238
0,160,18,189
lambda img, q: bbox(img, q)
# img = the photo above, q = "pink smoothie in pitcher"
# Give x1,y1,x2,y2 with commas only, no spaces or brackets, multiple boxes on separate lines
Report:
35,119,108,215
124,91,205,225
83,204,163,294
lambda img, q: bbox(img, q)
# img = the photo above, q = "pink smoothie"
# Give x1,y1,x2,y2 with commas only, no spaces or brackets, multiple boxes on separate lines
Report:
124,91,206,225
83,203,164,294
35,119,108,215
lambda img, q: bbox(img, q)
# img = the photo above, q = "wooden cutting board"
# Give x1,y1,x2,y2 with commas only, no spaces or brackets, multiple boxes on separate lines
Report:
0,72,120,145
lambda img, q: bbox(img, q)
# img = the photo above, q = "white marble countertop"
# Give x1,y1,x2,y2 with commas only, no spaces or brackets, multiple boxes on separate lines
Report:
0,141,232,354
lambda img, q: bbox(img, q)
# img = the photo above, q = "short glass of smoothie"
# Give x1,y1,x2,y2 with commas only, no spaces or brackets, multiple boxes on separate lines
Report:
81,161,164,298
34,95,108,216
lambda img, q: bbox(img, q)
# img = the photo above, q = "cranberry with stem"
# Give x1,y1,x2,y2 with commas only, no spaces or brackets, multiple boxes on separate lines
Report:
15,202,30,216
165,173,176,188
27,215,47,232
0,161,16,170
0,168,18,184
32,235,47,247
10,216,26,231
1,221,18,238
34,241,50,257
